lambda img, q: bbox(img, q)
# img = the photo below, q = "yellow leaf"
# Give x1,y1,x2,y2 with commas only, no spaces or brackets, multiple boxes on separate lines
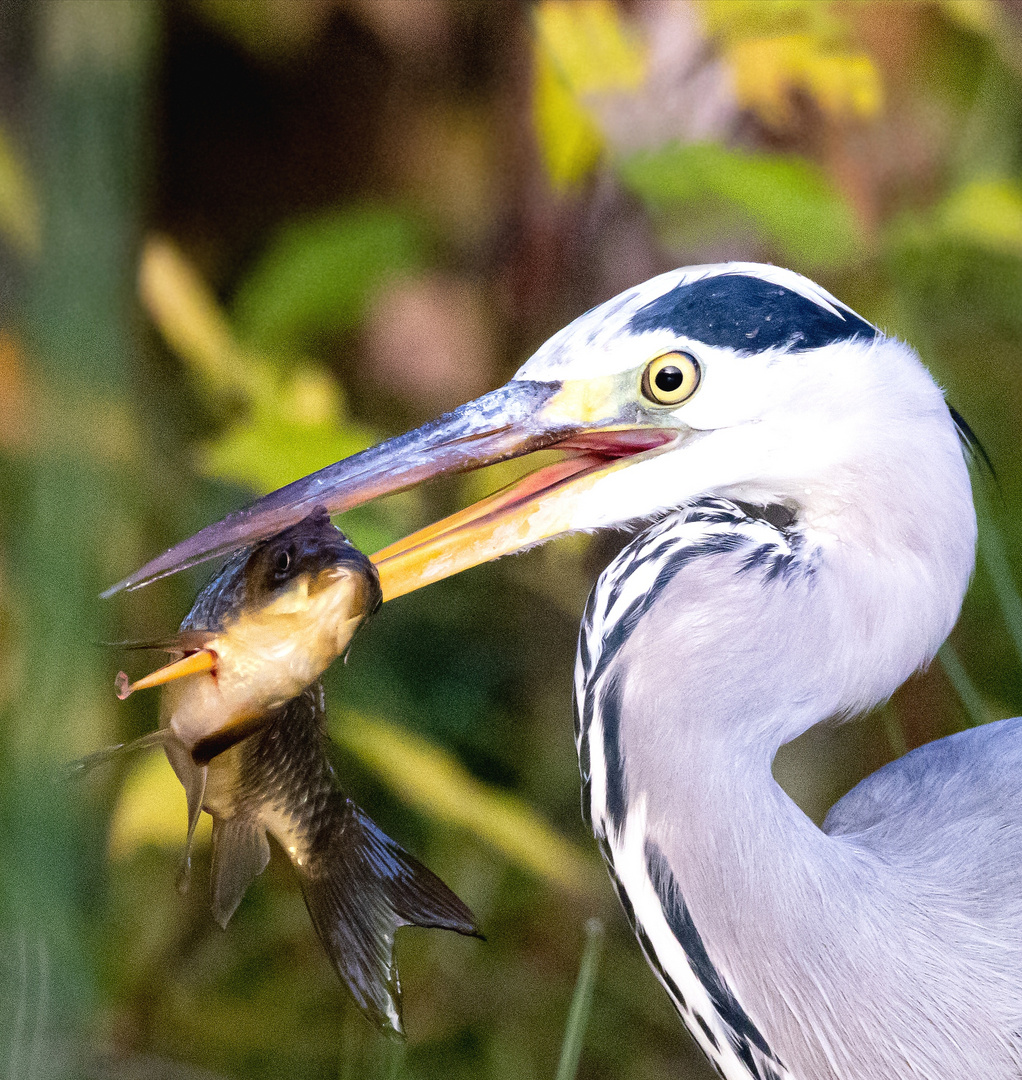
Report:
108,750,210,860
535,0,645,94
937,0,999,36
533,47,605,191
701,0,842,44
139,234,407,528
728,34,882,127
699,1,881,127
532,0,647,189
0,124,39,256
139,235,275,404
333,711,601,899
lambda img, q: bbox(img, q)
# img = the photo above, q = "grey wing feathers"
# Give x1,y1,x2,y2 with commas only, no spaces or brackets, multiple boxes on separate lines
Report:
823,717,1022,872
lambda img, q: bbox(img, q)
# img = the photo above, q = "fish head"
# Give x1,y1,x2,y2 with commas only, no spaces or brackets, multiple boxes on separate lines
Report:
240,506,381,641
121,509,380,747
223,505,382,675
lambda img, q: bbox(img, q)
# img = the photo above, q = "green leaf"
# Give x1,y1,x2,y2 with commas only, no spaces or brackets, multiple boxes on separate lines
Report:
618,142,860,271
200,412,374,498
232,205,428,351
332,710,601,898
935,179,1022,258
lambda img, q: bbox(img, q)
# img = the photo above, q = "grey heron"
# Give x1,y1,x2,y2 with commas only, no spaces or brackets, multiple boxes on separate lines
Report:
108,262,1016,1080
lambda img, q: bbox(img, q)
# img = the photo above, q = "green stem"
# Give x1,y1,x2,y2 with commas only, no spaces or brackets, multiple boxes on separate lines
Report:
938,644,987,729
555,919,605,1080
880,704,908,759
975,486,1022,667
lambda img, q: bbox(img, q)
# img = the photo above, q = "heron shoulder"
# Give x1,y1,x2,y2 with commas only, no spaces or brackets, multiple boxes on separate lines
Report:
823,717,1022,865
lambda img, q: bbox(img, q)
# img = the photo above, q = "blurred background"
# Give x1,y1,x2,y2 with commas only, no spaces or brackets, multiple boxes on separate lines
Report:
1,1,1022,1077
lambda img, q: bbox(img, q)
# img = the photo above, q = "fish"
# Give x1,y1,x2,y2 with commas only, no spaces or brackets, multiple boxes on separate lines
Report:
101,507,479,1032
187,680,479,1033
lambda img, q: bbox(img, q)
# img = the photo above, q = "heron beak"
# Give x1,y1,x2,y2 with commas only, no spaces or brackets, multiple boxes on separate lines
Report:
104,378,675,599
371,423,674,600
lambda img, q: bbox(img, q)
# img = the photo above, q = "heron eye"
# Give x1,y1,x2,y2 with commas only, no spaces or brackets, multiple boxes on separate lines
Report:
641,351,700,406
274,549,292,576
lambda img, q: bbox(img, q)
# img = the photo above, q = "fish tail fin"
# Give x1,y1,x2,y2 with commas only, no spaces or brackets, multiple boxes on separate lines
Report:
297,801,479,1035
210,815,271,928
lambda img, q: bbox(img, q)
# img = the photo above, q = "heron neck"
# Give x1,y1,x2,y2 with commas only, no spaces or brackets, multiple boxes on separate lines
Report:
593,486,977,1077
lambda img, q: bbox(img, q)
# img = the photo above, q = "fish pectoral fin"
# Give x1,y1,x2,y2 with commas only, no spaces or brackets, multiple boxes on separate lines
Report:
64,730,169,780
210,817,272,929
297,800,480,1037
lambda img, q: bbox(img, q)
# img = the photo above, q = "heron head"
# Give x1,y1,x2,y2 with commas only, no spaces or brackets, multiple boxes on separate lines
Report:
105,263,969,602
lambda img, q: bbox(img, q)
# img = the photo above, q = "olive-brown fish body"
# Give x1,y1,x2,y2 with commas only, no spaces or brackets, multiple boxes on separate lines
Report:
179,682,478,1032
152,509,477,1032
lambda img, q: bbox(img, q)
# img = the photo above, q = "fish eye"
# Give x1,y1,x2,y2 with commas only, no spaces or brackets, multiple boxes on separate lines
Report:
273,548,293,577
641,351,700,406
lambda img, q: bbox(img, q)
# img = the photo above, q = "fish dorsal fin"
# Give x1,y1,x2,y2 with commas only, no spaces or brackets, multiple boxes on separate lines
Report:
210,817,272,929
298,801,480,1035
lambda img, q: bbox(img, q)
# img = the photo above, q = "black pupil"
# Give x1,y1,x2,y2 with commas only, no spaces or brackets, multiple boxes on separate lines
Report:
275,550,291,574
654,365,684,393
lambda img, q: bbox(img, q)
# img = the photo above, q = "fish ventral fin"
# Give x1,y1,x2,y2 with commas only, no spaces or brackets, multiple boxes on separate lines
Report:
299,801,480,1035
210,817,272,928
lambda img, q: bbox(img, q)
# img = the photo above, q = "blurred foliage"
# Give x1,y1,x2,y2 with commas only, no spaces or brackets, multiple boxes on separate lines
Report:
532,0,646,188
618,142,860,270
0,123,38,256
700,0,883,127
2,2,1022,1080
231,206,428,354
332,710,600,899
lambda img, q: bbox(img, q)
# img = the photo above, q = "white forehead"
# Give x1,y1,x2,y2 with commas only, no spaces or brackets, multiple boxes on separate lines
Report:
514,262,859,381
